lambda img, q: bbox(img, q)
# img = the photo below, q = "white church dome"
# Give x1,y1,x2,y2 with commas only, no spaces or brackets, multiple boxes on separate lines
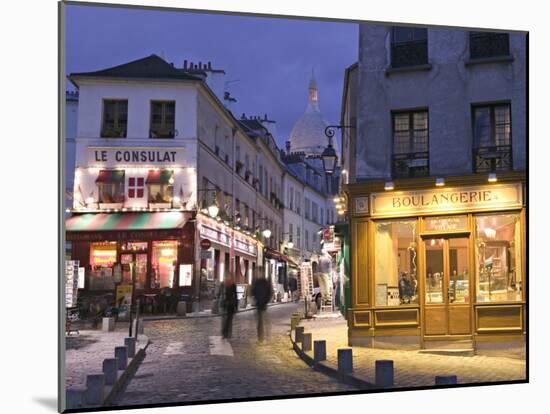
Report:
289,74,331,156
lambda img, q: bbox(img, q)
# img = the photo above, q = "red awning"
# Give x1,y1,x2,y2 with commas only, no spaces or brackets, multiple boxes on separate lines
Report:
146,169,173,184
95,170,125,183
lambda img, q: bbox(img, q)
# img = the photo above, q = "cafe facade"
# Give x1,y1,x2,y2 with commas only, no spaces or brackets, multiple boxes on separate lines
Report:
345,172,526,351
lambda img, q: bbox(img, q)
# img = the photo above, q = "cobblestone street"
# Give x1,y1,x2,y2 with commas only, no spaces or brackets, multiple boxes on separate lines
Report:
114,303,353,407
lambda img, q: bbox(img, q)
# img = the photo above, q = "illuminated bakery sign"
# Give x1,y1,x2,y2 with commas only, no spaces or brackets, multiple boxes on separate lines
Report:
87,146,185,167
370,183,523,217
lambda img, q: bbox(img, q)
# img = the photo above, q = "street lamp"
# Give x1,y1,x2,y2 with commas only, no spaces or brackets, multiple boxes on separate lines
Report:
321,142,338,175
207,203,219,218
262,228,272,239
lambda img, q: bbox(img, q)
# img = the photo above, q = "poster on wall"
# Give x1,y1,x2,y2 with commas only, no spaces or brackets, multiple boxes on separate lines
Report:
65,260,80,308
179,264,193,287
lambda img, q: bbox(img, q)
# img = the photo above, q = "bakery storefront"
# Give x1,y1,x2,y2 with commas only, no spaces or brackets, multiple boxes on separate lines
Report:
347,173,526,352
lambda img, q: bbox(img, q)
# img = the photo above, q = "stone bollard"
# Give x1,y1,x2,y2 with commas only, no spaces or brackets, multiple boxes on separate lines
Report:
302,333,312,352
66,388,84,409
290,315,300,331
375,360,394,387
176,301,187,317
314,340,327,362
85,374,105,405
124,337,137,358
102,358,118,386
114,346,128,370
337,348,353,375
435,375,458,385
295,326,304,343
132,317,144,335
102,317,115,332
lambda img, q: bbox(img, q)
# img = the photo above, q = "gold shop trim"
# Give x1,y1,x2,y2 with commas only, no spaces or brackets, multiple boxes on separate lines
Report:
370,183,522,218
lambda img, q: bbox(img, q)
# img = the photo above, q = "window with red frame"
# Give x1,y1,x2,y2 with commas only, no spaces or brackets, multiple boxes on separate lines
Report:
128,177,145,198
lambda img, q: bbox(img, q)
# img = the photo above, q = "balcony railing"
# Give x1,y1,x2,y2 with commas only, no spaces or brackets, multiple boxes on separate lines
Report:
392,152,429,178
391,40,428,68
473,145,512,173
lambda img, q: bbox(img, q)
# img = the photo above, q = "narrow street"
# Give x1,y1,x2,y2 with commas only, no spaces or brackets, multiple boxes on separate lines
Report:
114,303,353,406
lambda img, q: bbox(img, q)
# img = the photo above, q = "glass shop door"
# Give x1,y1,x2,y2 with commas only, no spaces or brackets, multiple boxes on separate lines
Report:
423,236,472,337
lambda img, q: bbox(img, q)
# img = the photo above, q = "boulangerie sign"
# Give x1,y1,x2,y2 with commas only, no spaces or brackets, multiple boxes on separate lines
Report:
370,183,523,217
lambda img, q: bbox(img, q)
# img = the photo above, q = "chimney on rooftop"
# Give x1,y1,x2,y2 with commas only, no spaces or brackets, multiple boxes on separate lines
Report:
208,61,212,70
285,141,291,154
183,60,188,69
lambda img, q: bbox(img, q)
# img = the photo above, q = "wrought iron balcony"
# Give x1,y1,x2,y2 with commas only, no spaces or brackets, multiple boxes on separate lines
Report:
392,152,429,178
391,40,428,68
473,145,513,173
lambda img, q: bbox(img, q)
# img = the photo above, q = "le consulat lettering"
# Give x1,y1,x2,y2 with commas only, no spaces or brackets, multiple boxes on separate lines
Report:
392,190,493,208
94,149,177,163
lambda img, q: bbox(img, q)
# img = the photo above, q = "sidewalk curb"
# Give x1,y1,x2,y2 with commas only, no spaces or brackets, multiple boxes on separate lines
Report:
104,337,150,406
289,329,376,390
142,300,294,321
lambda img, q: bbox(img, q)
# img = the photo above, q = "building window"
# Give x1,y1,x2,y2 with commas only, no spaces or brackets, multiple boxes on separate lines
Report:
296,192,301,214
469,32,510,60
296,226,301,249
96,170,125,203
288,223,293,243
305,230,309,251
289,187,294,210
101,100,127,138
305,198,310,220
374,220,419,306
128,177,144,198
392,110,429,178
89,242,117,290
150,101,175,138
475,214,522,302
391,27,428,68
473,103,512,172
146,170,174,204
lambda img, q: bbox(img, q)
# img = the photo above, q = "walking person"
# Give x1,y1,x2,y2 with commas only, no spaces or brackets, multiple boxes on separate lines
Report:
220,276,237,339
252,275,271,342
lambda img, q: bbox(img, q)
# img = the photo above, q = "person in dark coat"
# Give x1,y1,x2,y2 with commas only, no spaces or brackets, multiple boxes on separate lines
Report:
252,276,271,342
221,276,238,339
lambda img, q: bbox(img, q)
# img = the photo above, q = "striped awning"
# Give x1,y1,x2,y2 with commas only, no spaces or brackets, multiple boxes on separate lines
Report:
66,212,188,232
95,170,125,183
146,169,173,184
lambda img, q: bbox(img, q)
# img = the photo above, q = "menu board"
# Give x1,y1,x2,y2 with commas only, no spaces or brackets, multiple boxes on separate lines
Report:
65,260,80,308
179,264,193,287
300,263,313,298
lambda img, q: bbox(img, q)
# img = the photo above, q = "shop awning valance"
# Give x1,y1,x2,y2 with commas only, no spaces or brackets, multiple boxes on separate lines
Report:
95,170,125,183
66,211,188,232
146,169,173,184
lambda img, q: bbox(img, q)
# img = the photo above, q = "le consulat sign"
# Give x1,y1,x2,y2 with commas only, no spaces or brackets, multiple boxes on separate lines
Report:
369,183,523,217
87,146,185,167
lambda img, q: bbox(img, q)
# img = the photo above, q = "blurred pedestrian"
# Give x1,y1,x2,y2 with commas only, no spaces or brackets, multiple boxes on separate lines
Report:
252,275,271,342
220,276,237,339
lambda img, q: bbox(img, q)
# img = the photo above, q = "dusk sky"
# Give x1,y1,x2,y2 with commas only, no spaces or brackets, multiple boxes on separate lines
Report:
66,4,358,148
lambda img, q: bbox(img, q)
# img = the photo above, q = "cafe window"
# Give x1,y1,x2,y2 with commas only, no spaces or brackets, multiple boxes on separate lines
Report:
146,170,174,204
128,177,144,198
96,170,125,204
151,241,178,289
150,101,175,138
89,242,117,290
475,213,522,302
375,220,418,306
392,110,429,178
391,26,428,68
101,99,127,138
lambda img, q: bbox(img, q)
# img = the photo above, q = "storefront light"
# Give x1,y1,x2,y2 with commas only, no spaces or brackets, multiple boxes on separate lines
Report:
173,196,181,203
207,203,219,218
435,177,445,187
262,229,272,239
384,181,395,191
333,196,340,203
288,241,294,249
488,172,497,183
